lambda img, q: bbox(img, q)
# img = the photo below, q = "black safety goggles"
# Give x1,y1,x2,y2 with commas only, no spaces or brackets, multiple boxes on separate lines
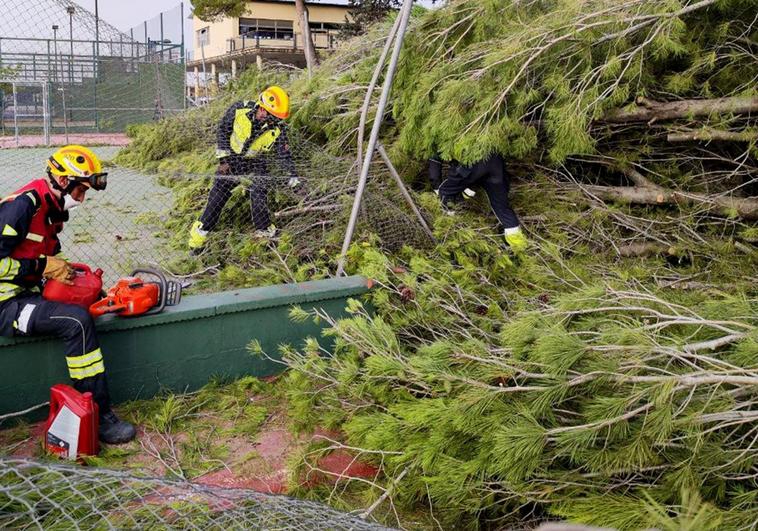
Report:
71,172,108,191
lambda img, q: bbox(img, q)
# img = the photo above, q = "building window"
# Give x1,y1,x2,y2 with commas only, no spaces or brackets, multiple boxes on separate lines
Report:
309,22,343,32
197,27,210,47
239,18,294,40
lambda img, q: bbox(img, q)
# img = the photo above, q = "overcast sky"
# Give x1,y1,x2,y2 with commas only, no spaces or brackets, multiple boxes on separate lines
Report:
75,0,437,32
75,0,186,34
74,0,437,47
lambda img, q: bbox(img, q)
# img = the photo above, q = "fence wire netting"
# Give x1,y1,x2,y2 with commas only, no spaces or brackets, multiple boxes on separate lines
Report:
0,2,434,285
0,458,394,530
1,0,185,144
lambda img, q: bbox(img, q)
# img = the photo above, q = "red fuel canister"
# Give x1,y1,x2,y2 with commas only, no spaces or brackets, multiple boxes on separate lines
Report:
42,263,103,309
44,384,99,459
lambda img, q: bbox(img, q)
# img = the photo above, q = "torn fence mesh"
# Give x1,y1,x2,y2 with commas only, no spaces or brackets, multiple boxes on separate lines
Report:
0,458,394,530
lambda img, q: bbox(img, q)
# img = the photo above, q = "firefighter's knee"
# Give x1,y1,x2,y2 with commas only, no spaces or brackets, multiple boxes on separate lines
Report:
54,305,95,340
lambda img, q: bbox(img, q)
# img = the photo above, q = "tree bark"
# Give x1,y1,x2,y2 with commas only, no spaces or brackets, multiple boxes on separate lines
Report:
666,127,757,143
295,0,319,78
602,95,758,124
582,184,758,220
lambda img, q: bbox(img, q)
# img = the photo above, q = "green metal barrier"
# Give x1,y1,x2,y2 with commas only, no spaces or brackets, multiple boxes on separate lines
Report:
0,276,370,417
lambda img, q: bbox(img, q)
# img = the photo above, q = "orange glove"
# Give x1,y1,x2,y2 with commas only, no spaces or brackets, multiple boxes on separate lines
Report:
43,256,74,285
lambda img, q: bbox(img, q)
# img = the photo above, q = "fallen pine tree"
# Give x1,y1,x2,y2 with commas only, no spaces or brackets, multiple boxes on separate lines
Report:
109,0,758,528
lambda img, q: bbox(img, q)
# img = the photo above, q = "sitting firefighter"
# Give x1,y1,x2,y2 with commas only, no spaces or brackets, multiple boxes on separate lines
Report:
187,85,300,254
0,145,136,444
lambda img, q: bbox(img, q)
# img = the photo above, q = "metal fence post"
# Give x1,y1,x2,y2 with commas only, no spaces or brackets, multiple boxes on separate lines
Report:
12,82,19,147
42,81,50,145
92,41,98,131
336,0,414,276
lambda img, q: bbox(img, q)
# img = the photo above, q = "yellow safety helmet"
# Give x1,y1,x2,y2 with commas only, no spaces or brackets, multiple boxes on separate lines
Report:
258,86,290,120
47,145,108,191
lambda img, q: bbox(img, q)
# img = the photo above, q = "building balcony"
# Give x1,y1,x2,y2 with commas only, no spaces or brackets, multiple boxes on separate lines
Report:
187,29,340,69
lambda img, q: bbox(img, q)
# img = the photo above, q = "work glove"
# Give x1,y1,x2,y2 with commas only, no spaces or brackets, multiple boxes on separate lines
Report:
504,227,528,254
288,176,301,188
43,256,74,285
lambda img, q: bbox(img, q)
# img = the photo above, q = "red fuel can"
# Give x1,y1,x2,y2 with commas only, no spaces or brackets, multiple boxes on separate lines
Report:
44,384,99,460
42,263,104,309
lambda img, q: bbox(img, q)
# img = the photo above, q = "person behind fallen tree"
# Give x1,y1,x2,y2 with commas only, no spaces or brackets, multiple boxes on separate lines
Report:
428,153,528,253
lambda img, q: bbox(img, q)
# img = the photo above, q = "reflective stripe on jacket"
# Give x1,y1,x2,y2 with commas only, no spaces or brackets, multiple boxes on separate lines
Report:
229,107,282,157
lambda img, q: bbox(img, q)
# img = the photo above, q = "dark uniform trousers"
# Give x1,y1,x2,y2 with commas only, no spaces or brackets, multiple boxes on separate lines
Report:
436,154,520,230
0,293,111,414
199,157,272,232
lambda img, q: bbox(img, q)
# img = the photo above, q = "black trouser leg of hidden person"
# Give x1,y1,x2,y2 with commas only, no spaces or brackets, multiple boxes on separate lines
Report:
199,171,239,232
0,294,136,444
437,168,471,207
470,154,520,230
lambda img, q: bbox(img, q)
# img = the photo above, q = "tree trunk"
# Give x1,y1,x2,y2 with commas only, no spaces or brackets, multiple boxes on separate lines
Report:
582,184,758,220
666,128,757,143
602,95,758,124
295,0,318,78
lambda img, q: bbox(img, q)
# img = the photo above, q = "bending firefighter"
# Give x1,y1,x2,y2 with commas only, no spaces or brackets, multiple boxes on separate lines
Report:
429,154,528,253
0,146,136,444
188,86,299,254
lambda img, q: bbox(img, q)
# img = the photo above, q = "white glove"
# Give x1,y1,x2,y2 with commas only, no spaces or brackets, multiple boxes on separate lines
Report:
288,176,301,188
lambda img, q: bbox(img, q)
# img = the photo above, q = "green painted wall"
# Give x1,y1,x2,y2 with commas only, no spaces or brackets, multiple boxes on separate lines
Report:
0,276,370,416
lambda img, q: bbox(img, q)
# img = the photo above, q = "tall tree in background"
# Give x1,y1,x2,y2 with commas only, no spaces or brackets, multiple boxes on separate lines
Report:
294,0,318,77
342,0,400,36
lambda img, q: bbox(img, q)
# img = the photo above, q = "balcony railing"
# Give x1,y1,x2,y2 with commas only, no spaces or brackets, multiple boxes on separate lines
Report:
226,30,340,55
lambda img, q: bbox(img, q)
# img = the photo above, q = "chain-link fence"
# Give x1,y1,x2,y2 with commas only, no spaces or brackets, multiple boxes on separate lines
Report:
0,0,185,145
0,458,394,530
1,120,433,286
0,2,434,285
1,146,178,286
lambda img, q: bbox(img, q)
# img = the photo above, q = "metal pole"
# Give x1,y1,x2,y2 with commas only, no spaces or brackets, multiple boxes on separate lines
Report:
42,81,50,145
61,86,69,144
68,8,75,83
336,0,414,276
95,0,100,58
377,143,435,242
160,12,164,62
52,26,59,83
12,82,19,147
357,13,402,172
180,2,185,56
93,41,98,131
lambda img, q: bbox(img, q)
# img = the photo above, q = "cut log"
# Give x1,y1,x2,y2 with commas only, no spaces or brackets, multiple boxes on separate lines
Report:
617,242,673,258
667,128,757,143
582,184,758,220
602,96,758,124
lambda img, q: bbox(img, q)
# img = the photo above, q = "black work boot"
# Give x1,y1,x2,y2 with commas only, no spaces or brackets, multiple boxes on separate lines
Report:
99,411,137,444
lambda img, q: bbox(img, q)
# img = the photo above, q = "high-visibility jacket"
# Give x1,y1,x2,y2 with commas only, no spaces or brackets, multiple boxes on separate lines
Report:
217,100,284,159
0,179,64,302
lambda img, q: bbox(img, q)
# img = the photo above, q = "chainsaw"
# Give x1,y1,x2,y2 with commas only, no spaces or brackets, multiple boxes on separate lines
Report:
89,268,182,318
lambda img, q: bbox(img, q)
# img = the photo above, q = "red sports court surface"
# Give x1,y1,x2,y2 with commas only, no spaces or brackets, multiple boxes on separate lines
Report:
0,133,130,149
